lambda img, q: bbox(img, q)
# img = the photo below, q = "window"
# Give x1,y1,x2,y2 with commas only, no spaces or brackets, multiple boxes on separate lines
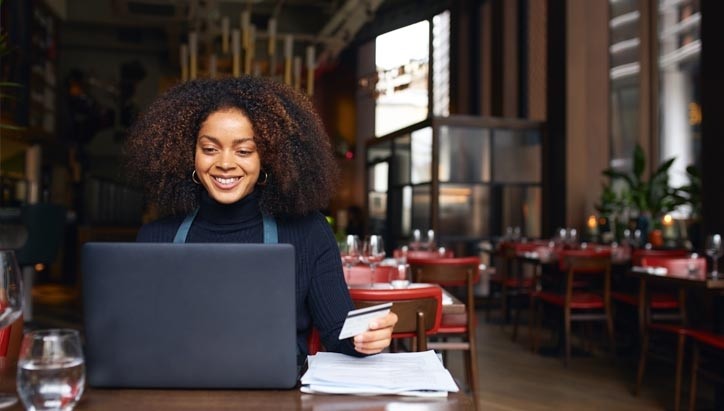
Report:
375,21,429,137
374,10,450,137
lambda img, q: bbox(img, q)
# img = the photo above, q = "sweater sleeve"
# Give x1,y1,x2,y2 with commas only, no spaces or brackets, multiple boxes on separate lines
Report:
304,214,363,357
135,216,183,242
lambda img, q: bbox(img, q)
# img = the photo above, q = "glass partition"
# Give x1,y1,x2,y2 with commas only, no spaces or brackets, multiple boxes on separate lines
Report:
366,116,544,255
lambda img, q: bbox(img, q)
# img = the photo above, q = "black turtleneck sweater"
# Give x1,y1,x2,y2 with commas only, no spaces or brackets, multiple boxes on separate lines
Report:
136,190,358,358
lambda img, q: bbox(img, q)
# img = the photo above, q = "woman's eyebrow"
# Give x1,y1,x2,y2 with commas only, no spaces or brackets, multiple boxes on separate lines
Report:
198,135,255,145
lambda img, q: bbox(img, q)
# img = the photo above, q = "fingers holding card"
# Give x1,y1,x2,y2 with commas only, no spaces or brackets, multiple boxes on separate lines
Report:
338,303,392,340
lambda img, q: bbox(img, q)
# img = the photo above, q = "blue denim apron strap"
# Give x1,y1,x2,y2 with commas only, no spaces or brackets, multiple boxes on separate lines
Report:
173,208,198,243
173,208,278,244
262,214,278,244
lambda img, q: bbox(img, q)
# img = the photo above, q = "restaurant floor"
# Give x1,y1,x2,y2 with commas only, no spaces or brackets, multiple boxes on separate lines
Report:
28,290,717,411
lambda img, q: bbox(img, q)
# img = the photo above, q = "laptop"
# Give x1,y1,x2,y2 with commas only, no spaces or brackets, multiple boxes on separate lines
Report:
81,242,297,389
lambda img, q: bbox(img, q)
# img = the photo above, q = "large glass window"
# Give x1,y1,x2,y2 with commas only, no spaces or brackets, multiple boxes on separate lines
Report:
609,0,640,171
375,21,429,137
374,10,450,138
658,0,700,190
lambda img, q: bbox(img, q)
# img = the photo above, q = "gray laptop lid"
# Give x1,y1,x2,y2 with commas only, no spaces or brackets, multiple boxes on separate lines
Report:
81,242,297,389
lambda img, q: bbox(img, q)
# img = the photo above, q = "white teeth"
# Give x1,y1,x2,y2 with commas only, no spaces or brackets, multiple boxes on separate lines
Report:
214,177,240,185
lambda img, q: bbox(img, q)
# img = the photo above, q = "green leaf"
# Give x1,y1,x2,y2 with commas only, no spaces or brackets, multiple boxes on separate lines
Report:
633,144,646,181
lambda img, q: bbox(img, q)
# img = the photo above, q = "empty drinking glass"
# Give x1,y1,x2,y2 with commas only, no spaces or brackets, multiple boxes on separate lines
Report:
705,234,722,278
426,229,436,251
410,229,422,251
340,235,360,283
362,235,386,284
17,329,85,411
391,264,412,289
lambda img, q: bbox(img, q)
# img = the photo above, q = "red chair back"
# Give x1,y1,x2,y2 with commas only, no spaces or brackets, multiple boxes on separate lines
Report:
394,249,455,260
407,256,481,287
348,286,443,350
557,248,612,273
0,315,24,359
632,249,689,266
640,256,707,277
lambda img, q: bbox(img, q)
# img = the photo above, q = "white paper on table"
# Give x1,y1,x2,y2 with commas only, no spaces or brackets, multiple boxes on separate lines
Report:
300,350,459,396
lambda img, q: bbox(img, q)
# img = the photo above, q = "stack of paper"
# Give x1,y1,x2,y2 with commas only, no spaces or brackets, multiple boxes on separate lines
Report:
300,350,459,397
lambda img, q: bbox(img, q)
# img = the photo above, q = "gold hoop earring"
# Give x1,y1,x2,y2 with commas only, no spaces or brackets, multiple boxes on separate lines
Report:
257,170,269,186
192,170,201,185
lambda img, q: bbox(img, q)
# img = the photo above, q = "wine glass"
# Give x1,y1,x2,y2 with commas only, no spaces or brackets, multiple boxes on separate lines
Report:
0,250,24,408
425,229,436,251
410,229,422,251
16,329,85,411
362,235,386,284
339,235,360,283
705,234,722,278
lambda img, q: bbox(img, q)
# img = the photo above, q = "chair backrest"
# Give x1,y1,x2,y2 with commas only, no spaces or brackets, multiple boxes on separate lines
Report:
348,286,443,351
407,256,481,287
557,250,612,296
557,249,612,273
640,256,707,277
344,265,396,285
0,314,24,359
394,249,455,260
631,248,688,266
15,203,66,266
408,257,480,334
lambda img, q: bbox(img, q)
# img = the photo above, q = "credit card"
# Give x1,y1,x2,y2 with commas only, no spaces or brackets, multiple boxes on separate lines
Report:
338,302,393,340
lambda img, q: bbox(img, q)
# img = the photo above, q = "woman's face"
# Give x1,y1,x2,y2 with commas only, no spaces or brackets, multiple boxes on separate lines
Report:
195,109,261,204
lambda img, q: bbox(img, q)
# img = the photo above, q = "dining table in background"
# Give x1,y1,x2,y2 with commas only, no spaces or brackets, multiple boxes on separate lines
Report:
627,266,724,331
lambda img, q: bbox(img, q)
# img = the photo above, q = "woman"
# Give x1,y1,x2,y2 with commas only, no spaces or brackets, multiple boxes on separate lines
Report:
124,76,397,360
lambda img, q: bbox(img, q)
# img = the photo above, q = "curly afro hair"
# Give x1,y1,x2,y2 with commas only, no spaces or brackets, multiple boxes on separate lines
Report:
124,76,339,217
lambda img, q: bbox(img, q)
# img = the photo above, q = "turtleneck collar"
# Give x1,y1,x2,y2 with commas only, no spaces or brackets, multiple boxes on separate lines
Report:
196,190,262,226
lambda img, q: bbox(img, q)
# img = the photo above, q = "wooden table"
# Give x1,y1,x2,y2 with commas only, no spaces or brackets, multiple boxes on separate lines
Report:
2,373,474,410
627,266,724,290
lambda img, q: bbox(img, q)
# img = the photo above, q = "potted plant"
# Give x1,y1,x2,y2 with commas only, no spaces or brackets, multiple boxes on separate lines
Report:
598,144,690,246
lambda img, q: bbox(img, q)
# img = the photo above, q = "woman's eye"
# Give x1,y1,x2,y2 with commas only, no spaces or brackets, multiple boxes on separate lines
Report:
237,149,253,156
201,147,217,154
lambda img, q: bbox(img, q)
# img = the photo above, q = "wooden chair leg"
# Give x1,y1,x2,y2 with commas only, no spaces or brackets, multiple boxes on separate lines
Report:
466,346,479,396
564,309,571,367
688,342,699,411
534,300,543,353
635,328,650,396
674,333,685,411
606,308,616,360
529,297,537,352
512,296,521,341
500,285,509,328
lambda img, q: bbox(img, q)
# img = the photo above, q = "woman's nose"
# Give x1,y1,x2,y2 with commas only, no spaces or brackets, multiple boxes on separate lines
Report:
216,152,237,169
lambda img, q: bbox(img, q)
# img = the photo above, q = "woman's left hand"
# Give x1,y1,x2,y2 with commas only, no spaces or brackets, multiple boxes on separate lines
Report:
353,312,398,355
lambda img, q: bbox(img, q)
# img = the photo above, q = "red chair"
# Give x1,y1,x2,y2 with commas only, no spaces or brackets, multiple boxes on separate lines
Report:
408,256,480,394
393,248,455,260
612,249,689,353
687,329,724,411
532,249,614,366
495,242,543,341
307,327,323,355
631,248,689,266
634,255,707,411
0,315,23,359
348,286,443,351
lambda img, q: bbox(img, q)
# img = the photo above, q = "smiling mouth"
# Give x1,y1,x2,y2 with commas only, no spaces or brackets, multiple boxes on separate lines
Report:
214,176,241,186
